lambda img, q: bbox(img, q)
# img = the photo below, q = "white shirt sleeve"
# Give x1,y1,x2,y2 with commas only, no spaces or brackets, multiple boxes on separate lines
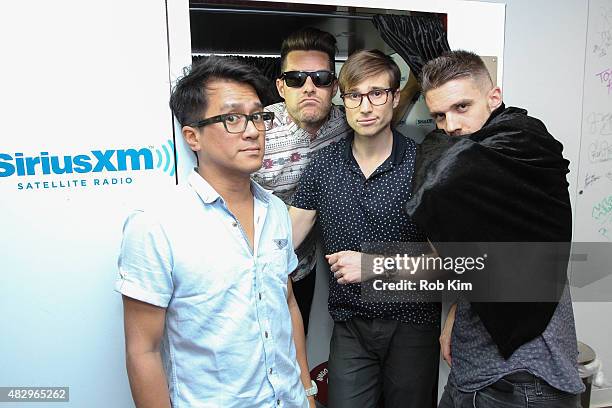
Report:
115,210,173,307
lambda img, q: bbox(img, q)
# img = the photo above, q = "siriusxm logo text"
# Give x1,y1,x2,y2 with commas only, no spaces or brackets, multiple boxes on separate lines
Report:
0,149,154,177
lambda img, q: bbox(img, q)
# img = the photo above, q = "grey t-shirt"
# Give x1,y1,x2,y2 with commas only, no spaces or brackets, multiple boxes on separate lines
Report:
450,287,585,394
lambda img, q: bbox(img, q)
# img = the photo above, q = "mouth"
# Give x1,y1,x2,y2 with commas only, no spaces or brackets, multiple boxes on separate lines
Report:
300,98,320,105
240,146,261,153
357,117,377,126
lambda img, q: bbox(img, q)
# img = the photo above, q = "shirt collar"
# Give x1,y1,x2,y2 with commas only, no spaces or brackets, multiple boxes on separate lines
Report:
188,169,270,205
342,129,407,166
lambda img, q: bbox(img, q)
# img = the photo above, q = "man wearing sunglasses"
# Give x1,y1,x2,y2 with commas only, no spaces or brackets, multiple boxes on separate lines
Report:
253,27,351,335
117,57,315,408
289,50,440,408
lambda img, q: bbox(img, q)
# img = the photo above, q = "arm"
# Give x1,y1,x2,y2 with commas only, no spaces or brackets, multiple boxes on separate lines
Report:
289,206,317,249
326,243,439,285
440,303,457,367
122,295,171,408
326,250,364,284
287,280,315,408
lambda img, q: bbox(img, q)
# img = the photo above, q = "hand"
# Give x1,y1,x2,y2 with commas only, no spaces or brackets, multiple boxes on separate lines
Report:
307,395,316,408
326,251,362,284
440,304,457,367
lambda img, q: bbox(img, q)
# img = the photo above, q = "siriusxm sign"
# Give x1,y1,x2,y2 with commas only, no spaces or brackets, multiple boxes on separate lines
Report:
0,149,153,177
0,141,176,190
0,140,175,178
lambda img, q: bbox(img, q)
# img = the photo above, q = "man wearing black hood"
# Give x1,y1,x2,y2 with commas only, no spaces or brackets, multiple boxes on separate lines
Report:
407,50,584,408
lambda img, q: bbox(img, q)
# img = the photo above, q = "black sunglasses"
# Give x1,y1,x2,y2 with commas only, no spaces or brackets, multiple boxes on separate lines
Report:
279,70,335,88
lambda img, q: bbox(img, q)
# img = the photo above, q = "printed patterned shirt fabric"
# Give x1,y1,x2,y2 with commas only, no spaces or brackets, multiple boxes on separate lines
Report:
253,102,351,281
450,287,585,394
116,170,305,408
291,130,440,324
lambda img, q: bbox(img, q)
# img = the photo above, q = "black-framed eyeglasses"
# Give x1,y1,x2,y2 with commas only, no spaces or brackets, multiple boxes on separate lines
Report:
279,70,335,88
340,88,396,109
189,112,275,133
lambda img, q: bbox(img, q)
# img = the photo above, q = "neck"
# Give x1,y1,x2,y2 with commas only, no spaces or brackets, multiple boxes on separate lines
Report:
298,119,325,136
352,126,394,161
197,164,252,204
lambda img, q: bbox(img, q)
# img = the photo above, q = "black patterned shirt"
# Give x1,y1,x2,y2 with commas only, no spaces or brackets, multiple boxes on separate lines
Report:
292,130,440,324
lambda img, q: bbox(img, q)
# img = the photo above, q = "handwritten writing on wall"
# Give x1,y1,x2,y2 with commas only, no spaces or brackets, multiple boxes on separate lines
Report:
587,112,612,135
577,0,612,242
589,140,612,163
595,68,612,94
592,194,612,239
593,5,612,57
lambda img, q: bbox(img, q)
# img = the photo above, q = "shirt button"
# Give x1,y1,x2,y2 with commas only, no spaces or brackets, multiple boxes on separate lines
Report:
265,331,269,338
259,292,262,300
269,368,273,374
277,400,280,405
232,221,238,227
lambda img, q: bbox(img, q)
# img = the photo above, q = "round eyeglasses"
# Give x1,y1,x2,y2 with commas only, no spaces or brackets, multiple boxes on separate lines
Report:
340,88,396,109
279,70,335,88
189,112,275,133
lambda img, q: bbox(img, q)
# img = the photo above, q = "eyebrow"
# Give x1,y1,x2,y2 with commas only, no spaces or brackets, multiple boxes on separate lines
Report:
220,101,264,111
452,99,473,108
346,85,389,93
429,99,473,117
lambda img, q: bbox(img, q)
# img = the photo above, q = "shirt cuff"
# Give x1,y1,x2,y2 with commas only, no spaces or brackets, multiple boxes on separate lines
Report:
115,278,171,308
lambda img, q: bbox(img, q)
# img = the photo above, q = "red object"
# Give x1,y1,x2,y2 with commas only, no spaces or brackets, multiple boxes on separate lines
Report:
310,361,329,406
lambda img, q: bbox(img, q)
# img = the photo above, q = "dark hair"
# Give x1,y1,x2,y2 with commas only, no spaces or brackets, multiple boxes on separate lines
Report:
280,27,337,72
338,49,401,93
169,56,270,126
420,50,493,94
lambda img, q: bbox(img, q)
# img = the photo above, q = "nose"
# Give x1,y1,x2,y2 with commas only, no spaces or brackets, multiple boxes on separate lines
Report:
445,114,461,136
302,75,316,93
243,119,260,139
360,95,373,113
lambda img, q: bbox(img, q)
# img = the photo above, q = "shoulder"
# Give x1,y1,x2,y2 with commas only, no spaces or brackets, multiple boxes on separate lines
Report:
489,106,547,132
305,137,347,175
315,135,348,158
329,104,346,120
265,193,292,230
325,105,350,132
398,130,417,148
268,193,289,214
265,102,288,122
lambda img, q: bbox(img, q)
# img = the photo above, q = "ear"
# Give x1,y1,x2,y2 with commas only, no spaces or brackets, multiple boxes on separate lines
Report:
276,78,286,100
392,89,401,109
182,126,202,153
487,86,502,111
331,80,339,98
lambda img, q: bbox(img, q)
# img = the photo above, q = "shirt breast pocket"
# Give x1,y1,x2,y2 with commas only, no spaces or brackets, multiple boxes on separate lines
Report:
264,248,289,285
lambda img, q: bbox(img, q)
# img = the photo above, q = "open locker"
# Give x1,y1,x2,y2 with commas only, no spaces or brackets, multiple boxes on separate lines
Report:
188,1,449,144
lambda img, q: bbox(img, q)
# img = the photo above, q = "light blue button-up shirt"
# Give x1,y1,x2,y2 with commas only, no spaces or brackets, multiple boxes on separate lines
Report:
116,171,306,408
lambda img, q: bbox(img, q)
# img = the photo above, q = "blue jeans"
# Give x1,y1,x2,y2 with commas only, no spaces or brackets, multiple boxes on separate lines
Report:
438,372,581,408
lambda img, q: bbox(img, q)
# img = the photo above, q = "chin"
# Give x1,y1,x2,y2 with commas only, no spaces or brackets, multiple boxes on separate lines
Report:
357,126,382,137
245,159,264,174
300,111,326,124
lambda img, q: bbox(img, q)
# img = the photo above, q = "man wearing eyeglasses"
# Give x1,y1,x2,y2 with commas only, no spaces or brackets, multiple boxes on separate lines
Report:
289,49,440,408
253,27,351,335
116,57,315,408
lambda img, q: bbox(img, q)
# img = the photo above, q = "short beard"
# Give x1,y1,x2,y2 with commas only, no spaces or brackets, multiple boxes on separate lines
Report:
293,107,331,132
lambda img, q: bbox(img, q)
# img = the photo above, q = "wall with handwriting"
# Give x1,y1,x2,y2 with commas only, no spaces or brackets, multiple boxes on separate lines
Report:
575,0,612,242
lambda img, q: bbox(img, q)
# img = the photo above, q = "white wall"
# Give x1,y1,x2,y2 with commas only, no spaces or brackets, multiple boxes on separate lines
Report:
475,0,612,405
0,1,176,407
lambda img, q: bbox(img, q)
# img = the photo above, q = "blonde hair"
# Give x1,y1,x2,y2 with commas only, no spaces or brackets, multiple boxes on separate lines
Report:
338,49,400,93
